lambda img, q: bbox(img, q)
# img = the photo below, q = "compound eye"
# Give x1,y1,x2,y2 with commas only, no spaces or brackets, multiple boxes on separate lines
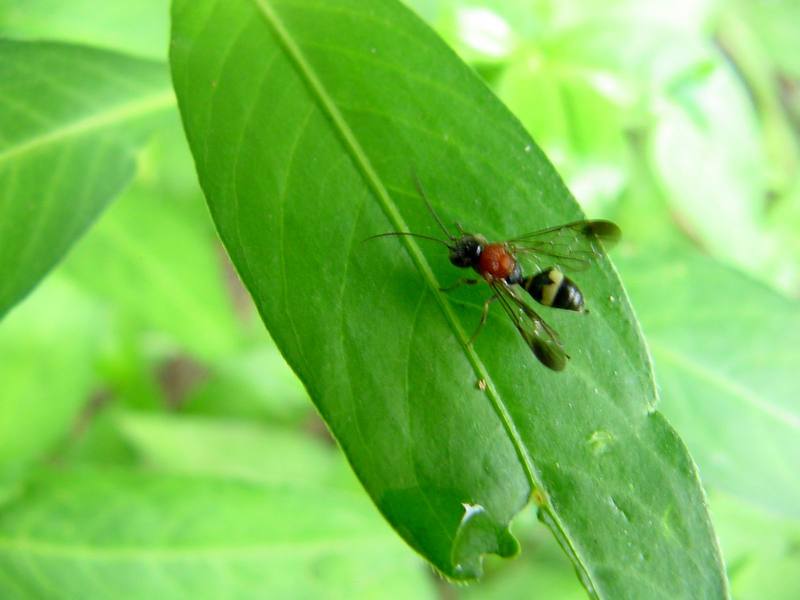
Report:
469,240,482,260
448,237,482,268
449,252,468,267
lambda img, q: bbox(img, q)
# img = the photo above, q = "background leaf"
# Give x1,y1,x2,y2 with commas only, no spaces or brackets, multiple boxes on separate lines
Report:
115,412,351,488
0,468,435,599
182,344,311,423
0,0,170,60
171,0,726,595
4,0,797,596
0,276,103,475
0,40,173,317
61,180,242,362
494,50,630,213
618,246,800,518
711,492,800,600
650,55,773,274
731,0,800,80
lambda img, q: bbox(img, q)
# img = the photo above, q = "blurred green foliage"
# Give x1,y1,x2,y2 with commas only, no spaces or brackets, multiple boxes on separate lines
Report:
0,0,798,598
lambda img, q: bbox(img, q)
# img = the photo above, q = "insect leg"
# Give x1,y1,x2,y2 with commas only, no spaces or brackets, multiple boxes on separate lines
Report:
439,278,479,292
468,295,498,345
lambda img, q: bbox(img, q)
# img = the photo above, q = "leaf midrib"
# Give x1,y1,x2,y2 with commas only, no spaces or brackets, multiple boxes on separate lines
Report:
251,0,596,590
0,89,176,165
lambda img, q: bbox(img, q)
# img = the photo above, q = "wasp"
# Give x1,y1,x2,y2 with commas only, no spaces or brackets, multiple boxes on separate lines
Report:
371,177,620,371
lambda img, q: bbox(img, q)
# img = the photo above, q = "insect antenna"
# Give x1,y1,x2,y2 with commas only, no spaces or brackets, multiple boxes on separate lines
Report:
364,231,451,247
412,172,455,241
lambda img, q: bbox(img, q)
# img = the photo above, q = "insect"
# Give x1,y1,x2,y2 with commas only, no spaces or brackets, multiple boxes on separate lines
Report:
371,177,620,371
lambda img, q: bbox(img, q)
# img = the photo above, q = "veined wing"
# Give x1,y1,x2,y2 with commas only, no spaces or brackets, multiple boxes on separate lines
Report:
509,220,621,271
490,280,569,371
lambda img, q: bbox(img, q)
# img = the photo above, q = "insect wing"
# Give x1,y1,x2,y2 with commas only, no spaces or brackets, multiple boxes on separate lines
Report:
509,220,621,271
490,281,569,371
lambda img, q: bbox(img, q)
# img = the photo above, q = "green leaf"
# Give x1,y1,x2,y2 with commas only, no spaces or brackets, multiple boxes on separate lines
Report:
539,19,713,90
710,493,800,600
0,276,102,473
766,182,800,296
649,52,779,281
618,247,800,518
115,412,351,488
184,343,311,423
56,407,139,469
715,8,800,205
462,507,585,600
62,181,242,361
731,0,800,79
0,0,170,60
171,0,726,595
136,109,214,208
0,468,435,599
0,40,174,318
401,1,532,65
463,552,585,600
495,54,630,213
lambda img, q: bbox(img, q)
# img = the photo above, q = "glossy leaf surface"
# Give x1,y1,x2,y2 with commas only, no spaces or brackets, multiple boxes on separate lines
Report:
0,41,173,317
171,0,726,596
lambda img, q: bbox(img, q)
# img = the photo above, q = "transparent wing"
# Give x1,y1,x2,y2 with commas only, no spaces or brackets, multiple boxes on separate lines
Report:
508,220,621,272
490,280,569,371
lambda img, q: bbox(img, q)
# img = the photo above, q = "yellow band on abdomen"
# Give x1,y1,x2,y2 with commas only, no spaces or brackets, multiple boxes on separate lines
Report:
541,268,564,307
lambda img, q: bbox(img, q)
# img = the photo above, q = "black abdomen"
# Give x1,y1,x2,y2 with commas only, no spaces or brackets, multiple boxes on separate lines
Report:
522,267,584,312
